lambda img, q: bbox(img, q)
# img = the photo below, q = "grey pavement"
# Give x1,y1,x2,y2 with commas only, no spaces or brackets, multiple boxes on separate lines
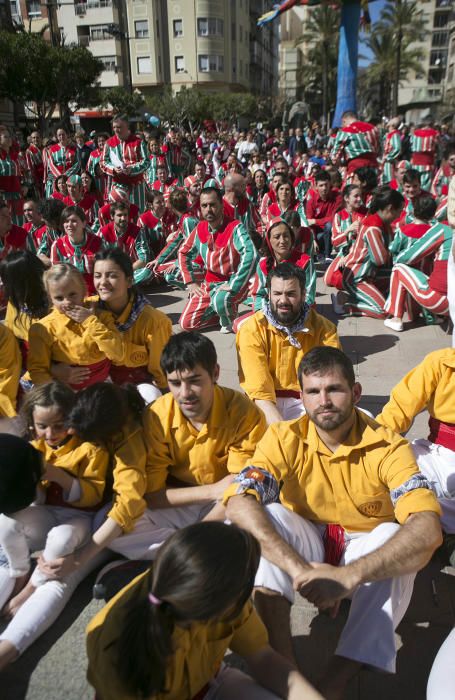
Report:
2,268,454,699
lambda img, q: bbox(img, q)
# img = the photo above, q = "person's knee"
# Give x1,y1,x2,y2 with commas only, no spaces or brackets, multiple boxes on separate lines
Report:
179,312,197,331
45,524,80,555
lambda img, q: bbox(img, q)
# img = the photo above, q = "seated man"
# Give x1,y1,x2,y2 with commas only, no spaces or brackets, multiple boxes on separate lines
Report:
224,346,442,699
305,171,342,261
376,347,455,537
178,187,258,333
107,331,267,560
237,262,340,424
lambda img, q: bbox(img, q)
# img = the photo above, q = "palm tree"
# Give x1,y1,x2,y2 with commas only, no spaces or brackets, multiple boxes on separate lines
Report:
295,5,340,126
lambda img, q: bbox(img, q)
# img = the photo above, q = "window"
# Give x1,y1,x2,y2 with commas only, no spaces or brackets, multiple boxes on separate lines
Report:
175,55,185,73
173,19,183,37
430,49,448,67
156,19,159,37
158,55,162,75
434,12,449,28
432,31,448,48
27,0,41,17
86,0,111,7
135,20,148,38
137,56,152,74
10,0,20,18
90,25,111,40
198,54,224,72
100,55,116,71
197,17,224,37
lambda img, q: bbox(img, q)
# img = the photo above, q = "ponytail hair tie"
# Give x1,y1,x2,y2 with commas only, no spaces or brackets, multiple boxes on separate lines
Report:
149,592,162,606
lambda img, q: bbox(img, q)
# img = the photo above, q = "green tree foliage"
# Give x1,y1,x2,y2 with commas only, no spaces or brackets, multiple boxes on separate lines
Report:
0,30,103,132
101,87,145,118
363,0,425,115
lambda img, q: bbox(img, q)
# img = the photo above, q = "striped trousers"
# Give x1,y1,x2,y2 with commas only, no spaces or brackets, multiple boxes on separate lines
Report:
342,268,389,319
384,263,449,318
180,282,246,330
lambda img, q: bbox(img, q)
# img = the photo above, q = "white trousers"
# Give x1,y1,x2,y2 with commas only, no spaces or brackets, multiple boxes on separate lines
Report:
448,240,455,347
104,502,214,560
205,666,280,699
412,439,455,533
255,503,415,673
427,628,455,700
276,397,305,421
0,504,105,656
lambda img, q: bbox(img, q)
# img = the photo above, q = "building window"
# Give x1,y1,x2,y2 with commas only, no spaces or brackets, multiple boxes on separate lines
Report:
197,18,224,37
432,31,448,48
137,56,152,74
158,55,162,75
430,49,448,67
100,55,116,71
156,19,159,37
135,20,148,38
175,55,185,73
27,0,41,17
90,25,111,40
173,19,183,37
434,12,449,28
198,54,224,72
10,0,20,18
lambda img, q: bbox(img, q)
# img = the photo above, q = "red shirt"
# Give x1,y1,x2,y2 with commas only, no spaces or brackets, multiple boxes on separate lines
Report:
305,189,342,229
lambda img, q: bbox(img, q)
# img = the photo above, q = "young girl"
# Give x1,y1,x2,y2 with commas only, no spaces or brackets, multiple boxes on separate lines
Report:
51,174,69,201
28,263,125,389
93,249,172,402
0,382,110,669
87,522,321,700
50,205,103,294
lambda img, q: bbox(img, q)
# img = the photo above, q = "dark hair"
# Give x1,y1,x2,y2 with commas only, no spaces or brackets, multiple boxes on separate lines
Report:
298,346,355,388
413,194,437,222
341,110,357,120
67,383,145,445
315,170,331,184
0,250,48,320
61,205,86,224
369,186,404,214
0,198,7,210
168,189,188,213
262,220,295,266
21,381,76,440
160,332,218,377
342,183,361,200
145,189,165,204
0,434,43,514
109,201,129,217
353,166,378,192
199,186,223,202
115,522,261,697
283,210,301,229
266,261,306,295
94,248,134,279
41,198,65,228
112,114,128,125
403,168,421,185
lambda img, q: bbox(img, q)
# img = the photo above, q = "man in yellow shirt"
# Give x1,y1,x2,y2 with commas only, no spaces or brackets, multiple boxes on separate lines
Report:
377,347,455,535
107,331,267,560
224,346,442,698
237,262,341,425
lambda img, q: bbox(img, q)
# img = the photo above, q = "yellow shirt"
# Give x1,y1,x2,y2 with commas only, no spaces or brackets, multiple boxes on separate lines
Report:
32,435,109,508
28,308,125,385
107,420,147,532
236,308,341,401
86,571,269,700
144,385,266,493
97,296,172,390
0,324,21,417
5,301,40,342
223,410,441,532
376,348,455,434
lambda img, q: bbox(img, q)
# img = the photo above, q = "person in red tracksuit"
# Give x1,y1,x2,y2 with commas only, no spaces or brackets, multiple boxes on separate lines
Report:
305,171,342,261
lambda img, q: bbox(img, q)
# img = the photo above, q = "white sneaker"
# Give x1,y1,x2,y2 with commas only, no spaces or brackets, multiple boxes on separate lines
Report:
384,318,403,332
220,325,233,334
331,293,345,315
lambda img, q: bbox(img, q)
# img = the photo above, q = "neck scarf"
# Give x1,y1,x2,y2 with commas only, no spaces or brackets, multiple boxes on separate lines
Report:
99,292,149,332
263,301,310,348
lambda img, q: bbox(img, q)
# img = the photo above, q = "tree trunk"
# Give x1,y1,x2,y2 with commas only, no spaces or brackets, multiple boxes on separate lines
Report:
322,42,328,129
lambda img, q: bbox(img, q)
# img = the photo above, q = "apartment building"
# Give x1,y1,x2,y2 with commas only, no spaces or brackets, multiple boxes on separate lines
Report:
398,0,452,122
278,4,306,103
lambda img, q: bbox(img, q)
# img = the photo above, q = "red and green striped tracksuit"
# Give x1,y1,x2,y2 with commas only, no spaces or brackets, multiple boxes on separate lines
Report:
37,227,62,257
50,231,103,295
63,194,100,232
99,222,151,285
154,213,199,287
389,221,431,261
145,154,166,185
223,196,262,245
431,165,453,199
410,128,439,191
251,250,315,310
342,212,392,318
25,144,44,197
385,222,451,319
24,221,45,255
86,149,107,199
178,216,258,330
0,147,24,225
45,144,78,197
100,135,149,211
330,121,379,175
324,208,366,289
382,130,401,184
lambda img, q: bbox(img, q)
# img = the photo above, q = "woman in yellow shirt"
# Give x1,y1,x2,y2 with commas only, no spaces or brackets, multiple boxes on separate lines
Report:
0,381,110,669
28,263,125,389
87,521,321,700
93,249,172,403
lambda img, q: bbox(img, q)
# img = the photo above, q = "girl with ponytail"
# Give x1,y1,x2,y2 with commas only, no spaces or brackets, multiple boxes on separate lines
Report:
87,521,322,700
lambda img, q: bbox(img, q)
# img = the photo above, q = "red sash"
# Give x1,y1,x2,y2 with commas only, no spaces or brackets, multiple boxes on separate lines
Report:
69,358,111,390
429,417,455,451
205,270,229,284
45,482,99,512
411,153,434,167
346,153,378,174
276,389,300,399
110,364,153,385
429,260,448,296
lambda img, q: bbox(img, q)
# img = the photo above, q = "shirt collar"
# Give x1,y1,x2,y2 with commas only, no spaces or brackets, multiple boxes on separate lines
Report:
301,409,385,457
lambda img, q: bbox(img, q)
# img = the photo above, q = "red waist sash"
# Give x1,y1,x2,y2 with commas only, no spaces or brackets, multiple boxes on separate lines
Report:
276,389,301,399
411,153,434,167
69,358,111,390
110,364,153,386
45,482,99,512
429,417,455,451
205,270,229,284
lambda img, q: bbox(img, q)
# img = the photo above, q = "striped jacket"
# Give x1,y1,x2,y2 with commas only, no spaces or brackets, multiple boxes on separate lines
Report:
100,135,149,186
383,130,401,163
343,212,391,281
155,213,198,266
46,144,78,180
332,208,367,256
330,121,379,162
50,231,103,294
411,128,439,168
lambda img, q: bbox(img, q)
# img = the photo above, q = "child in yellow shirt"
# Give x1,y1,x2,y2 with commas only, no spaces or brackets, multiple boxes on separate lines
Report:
28,263,125,389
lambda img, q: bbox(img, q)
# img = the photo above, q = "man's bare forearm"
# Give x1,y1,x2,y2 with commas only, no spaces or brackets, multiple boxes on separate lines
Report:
255,399,283,426
226,494,311,579
146,485,213,509
347,511,442,585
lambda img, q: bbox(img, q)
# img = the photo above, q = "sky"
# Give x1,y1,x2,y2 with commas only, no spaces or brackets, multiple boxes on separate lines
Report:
359,0,388,67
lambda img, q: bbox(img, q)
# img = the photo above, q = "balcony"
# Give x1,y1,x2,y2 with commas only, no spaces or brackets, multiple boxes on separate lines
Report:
78,35,90,47
411,86,443,102
75,0,112,14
